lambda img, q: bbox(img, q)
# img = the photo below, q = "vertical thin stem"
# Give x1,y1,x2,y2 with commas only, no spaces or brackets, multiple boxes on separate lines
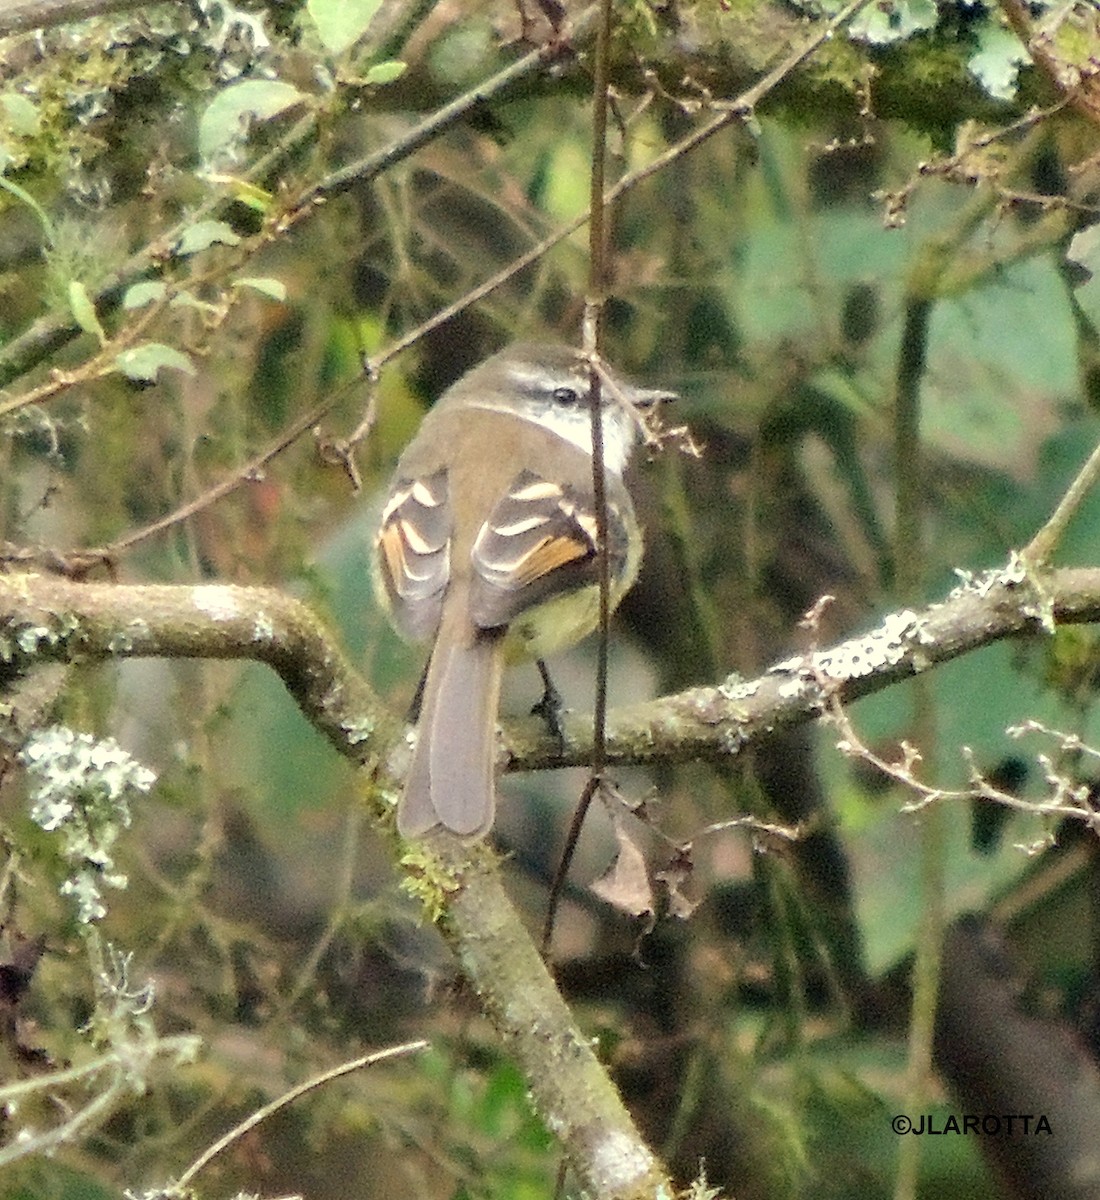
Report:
892,179,1030,1193
585,0,615,773
893,299,930,596
892,295,943,1200
541,0,615,957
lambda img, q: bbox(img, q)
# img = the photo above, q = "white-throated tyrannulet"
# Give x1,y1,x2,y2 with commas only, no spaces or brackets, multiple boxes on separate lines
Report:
374,342,673,839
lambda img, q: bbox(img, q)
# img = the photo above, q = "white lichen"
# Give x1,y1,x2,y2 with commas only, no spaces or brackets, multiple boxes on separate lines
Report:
20,727,156,923
191,585,240,622
251,611,276,641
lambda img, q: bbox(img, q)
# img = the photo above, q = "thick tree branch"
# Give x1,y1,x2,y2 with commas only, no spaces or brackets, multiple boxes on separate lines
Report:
0,570,674,1198
0,557,1094,1196
423,834,671,1200
508,558,1096,772
0,575,398,765
1,558,1095,775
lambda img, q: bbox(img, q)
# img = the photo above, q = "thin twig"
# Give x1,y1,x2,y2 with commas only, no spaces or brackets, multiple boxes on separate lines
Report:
6,0,870,571
101,394,350,557
175,1040,428,1187
1023,435,1100,565
289,12,594,217
585,0,614,786
369,0,875,386
9,0,876,581
542,774,602,955
541,0,614,958
892,232,938,1200
997,0,1100,126
538,0,872,956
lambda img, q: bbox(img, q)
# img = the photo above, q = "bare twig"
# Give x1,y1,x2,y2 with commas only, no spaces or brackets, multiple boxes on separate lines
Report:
541,0,616,959
175,1041,429,1187
1023,435,1100,566
997,0,1100,126
289,12,593,218
4,0,871,576
367,0,875,388
583,0,614,772
824,690,1100,838
100,393,350,558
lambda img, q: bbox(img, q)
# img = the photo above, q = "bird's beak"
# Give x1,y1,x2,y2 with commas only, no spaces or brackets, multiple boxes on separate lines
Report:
631,386,678,412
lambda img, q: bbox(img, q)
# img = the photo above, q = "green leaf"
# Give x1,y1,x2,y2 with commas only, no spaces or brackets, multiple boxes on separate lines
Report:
68,281,106,344
1,93,40,136
307,0,382,55
175,219,241,256
114,343,195,383
968,24,1029,101
364,60,406,85
199,80,305,161
233,276,287,302
849,0,936,45
0,172,55,244
122,281,167,310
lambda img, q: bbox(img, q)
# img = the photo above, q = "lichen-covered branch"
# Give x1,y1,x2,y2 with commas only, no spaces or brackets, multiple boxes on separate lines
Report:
505,559,1100,771
4,558,1099,1198
4,559,1100,780
0,569,675,1198
423,834,673,1200
0,574,396,765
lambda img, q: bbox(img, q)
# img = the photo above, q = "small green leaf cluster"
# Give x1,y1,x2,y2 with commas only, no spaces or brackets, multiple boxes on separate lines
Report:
197,1,406,167
796,0,1066,103
65,221,288,383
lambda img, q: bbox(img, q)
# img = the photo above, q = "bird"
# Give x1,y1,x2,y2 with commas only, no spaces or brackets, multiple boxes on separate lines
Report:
374,342,674,839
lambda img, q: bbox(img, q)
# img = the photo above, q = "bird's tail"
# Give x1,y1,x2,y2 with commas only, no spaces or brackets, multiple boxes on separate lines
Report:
399,613,505,839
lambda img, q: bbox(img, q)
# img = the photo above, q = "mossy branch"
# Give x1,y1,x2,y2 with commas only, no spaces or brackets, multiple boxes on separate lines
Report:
4,558,1098,1196
5,560,1100,779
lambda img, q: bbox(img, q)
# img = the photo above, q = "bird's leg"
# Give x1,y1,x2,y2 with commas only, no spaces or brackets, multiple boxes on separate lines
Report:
531,658,567,752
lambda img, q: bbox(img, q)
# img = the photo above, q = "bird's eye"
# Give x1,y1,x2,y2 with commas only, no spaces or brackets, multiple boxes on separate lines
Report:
552,386,580,406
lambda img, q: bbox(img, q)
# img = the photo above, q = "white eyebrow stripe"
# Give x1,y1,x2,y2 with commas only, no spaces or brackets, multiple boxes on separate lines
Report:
505,364,585,390
459,398,634,474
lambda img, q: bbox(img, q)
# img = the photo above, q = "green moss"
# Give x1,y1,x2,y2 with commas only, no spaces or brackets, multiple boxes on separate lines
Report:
399,843,462,922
